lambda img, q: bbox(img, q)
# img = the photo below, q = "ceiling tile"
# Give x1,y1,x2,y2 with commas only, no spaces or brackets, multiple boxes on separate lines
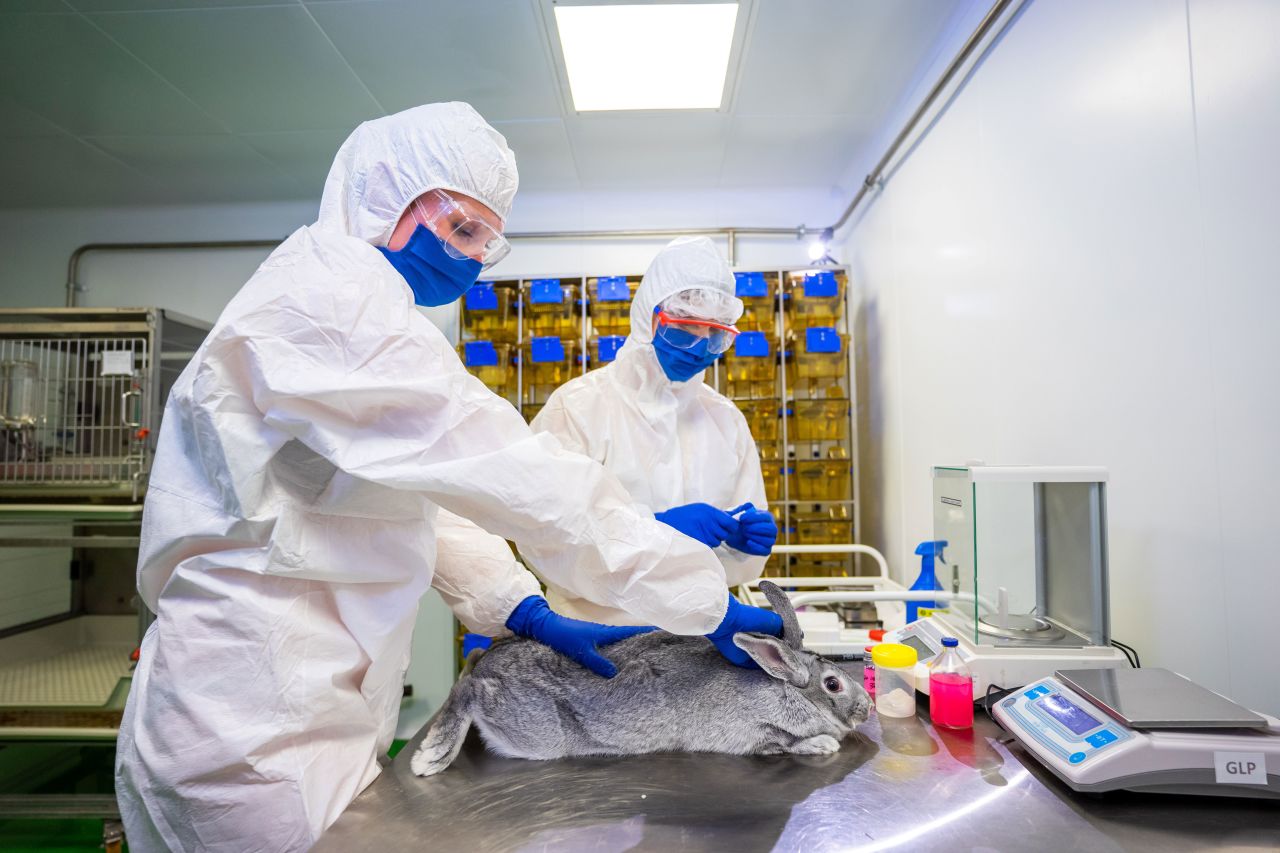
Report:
720,114,874,188
87,133,307,201
0,134,167,206
565,114,729,190
491,120,578,191
733,0,961,118
308,0,561,121
69,1,292,11
90,5,382,132
0,93,65,137
0,12,223,135
240,127,349,189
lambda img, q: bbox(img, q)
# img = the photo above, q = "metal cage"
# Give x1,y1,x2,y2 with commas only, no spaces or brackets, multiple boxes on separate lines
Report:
0,308,210,501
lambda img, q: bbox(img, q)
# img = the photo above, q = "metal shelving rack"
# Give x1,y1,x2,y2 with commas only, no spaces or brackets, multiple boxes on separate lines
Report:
456,267,861,577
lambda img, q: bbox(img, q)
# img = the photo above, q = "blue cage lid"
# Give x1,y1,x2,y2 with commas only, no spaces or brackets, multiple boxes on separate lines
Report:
733,331,771,358
463,340,498,367
529,336,566,363
597,335,626,363
529,279,563,304
465,282,498,311
803,270,838,298
805,327,842,354
735,271,768,298
595,276,630,302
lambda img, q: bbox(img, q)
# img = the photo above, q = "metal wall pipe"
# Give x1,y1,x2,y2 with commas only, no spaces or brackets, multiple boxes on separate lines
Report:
827,0,1020,233
62,0,1018,305
66,240,283,307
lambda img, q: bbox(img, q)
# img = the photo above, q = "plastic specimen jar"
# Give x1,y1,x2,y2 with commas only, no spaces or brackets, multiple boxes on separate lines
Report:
871,643,918,718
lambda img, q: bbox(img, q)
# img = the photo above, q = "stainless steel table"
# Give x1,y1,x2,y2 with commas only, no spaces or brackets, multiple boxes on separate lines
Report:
317,667,1280,852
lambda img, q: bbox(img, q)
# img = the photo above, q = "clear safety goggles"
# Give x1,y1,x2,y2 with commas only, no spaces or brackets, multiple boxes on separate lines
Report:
655,309,740,355
407,189,511,270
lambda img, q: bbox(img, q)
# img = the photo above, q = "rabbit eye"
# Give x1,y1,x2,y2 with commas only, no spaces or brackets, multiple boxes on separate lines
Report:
823,676,842,693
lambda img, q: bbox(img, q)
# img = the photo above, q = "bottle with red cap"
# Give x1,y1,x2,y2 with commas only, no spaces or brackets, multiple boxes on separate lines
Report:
862,629,886,695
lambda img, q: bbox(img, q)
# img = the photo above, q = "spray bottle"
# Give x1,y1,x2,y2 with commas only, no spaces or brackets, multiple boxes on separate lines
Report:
907,540,948,623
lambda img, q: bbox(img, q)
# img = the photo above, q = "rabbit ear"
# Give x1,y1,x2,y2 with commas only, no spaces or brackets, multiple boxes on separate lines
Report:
733,633,810,687
757,580,804,651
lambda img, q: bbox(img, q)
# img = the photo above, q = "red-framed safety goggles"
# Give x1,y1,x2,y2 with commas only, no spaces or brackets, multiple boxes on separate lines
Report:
655,310,740,355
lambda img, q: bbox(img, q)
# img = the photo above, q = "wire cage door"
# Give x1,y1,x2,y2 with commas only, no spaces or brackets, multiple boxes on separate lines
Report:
0,335,151,498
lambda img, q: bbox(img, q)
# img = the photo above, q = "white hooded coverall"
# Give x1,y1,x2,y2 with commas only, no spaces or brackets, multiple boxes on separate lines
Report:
531,237,770,625
114,103,729,852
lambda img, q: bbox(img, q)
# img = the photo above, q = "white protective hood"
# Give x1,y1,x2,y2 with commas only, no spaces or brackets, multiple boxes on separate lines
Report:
318,101,518,243
625,235,744,345
115,106,729,853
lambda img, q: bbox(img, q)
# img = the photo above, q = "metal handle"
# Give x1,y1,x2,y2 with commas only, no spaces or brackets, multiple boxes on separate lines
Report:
771,543,890,579
121,389,142,428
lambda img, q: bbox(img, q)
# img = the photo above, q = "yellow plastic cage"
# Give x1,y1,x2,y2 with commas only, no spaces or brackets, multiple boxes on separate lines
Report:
587,276,637,337
786,270,845,327
461,282,519,342
523,279,580,338
457,340,515,398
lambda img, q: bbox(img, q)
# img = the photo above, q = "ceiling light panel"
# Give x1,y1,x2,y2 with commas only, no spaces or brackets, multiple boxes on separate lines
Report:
554,3,739,111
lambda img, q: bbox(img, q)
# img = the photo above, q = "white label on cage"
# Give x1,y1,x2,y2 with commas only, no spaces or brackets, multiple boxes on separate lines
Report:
101,350,134,376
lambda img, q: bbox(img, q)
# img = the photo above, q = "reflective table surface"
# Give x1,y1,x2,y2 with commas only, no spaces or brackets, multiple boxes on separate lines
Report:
316,667,1280,852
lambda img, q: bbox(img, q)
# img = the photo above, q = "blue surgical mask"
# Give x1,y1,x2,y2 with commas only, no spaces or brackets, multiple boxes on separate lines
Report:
653,334,718,382
377,224,482,307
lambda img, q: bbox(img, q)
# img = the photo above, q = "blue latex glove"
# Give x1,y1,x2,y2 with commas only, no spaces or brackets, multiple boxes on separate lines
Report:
724,502,778,556
654,502,738,548
706,593,785,667
505,595,654,678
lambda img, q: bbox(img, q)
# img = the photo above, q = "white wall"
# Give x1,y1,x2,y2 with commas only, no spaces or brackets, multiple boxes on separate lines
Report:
841,0,1280,714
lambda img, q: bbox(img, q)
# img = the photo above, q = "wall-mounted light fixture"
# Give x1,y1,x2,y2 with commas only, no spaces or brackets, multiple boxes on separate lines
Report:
804,227,836,266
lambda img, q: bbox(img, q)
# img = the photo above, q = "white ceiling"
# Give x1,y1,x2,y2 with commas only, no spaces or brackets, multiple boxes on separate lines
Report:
0,0,969,212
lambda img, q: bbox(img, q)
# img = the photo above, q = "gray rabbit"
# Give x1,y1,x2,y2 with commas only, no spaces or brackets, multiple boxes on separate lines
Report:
411,580,872,776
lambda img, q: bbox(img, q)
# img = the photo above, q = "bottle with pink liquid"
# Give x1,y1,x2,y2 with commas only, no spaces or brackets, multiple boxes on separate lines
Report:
928,637,974,729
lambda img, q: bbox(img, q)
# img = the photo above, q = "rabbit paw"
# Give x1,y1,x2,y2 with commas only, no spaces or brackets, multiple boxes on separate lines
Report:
790,735,841,756
410,735,455,777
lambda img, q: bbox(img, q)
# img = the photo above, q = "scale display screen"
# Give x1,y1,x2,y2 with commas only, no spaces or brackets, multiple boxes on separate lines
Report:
899,635,936,663
1037,692,1100,735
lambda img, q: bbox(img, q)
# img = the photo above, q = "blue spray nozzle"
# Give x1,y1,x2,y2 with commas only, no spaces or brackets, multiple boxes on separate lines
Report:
914,539,948,558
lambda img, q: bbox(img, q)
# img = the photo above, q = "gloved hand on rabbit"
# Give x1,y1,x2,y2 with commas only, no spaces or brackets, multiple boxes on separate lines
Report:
507,590,784,676
505,595,654,678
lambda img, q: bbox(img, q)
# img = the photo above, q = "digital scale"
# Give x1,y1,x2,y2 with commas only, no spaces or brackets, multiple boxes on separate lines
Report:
994,668,1280,799
885,466,1130,699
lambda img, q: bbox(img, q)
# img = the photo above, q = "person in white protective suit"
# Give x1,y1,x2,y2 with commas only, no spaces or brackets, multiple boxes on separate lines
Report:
529,237,779,629
113,103,782,852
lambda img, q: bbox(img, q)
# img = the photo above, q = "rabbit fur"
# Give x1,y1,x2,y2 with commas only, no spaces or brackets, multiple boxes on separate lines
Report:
411,581,872,776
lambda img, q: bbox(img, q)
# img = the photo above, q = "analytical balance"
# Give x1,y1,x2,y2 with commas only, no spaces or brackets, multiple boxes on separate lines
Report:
994,667,1280,799
884,466,1129,699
